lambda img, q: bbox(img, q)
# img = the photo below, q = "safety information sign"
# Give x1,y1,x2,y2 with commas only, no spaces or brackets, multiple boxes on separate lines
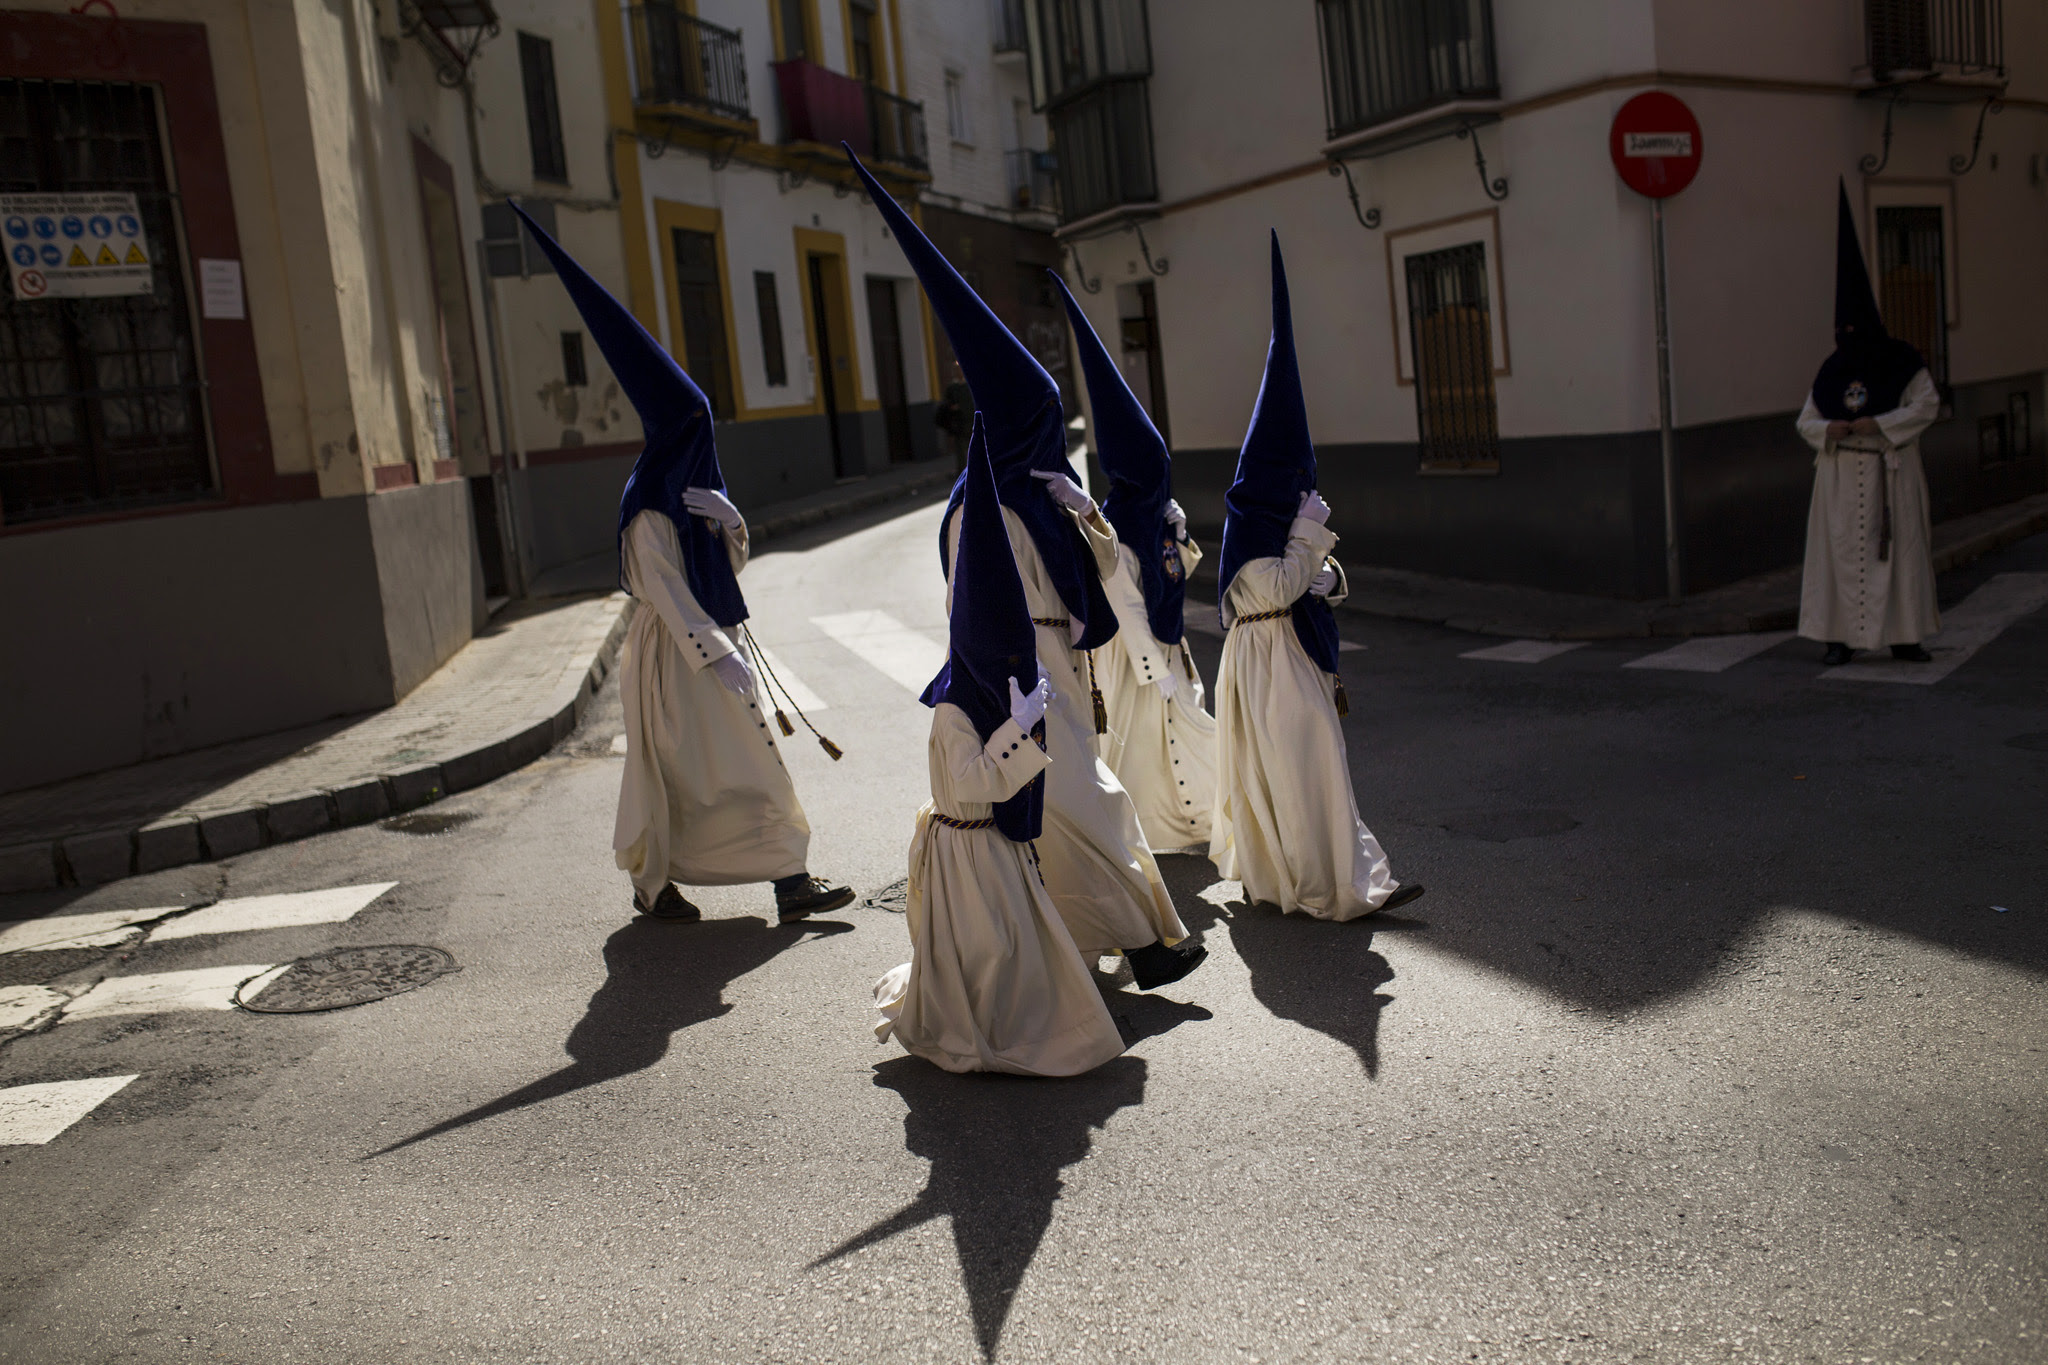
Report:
1,192,154,301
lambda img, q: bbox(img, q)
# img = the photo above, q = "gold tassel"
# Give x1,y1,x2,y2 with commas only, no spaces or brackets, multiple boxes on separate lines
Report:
819,736,844,761
742,623,844,760
1181,642,1195,681
775,710,795,737
1333,679,1350,718
1088,651,1107,735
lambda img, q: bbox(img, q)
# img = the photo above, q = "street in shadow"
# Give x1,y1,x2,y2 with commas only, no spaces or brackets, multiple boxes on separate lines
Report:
370,913,850,1157
812,1055,1147,1360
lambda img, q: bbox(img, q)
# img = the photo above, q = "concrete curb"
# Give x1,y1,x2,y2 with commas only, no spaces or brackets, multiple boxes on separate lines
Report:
0,597,635,895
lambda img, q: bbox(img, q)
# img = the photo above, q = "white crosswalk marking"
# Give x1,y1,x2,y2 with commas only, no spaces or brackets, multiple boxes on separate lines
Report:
0,985,67,1031
1460,640,1588,664
0,1075,137,1145
811,610,949,694
150,882,395,942
60,965,276,1021
1624,631,1796,673
1827,573,2048,685
0,904,171,954
746,642,827,711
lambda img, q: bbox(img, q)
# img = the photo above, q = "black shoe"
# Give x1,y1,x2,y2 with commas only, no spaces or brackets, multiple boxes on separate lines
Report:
1821,642,1854,666
1891,643,1932,662
776,877,855,922
1127,940,1207,991
634,884,701,921
1382,883,1426,912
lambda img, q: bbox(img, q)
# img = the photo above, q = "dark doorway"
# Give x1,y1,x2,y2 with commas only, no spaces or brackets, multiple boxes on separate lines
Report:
865,276,913,463
1115,278,1170,445
807,251,860,477
671,227,735,418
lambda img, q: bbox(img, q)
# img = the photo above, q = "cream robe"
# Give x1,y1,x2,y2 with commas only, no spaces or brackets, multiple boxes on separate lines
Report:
614,510,810,897
945,505,1186,955
1796,368,1942,649
1210,516,1399,921
1094,536,1218,851
872,703,1125,1077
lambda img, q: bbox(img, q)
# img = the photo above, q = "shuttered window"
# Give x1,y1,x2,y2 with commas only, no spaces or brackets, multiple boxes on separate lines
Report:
671,228,734,419
754,271,787,387
518,33,569,184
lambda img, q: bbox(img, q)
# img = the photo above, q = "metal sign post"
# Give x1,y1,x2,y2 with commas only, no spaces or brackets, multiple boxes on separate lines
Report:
1610,91,1703,604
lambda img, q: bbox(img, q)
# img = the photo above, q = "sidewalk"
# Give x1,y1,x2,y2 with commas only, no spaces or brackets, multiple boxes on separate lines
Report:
1191,492,2048,642
0,460,966,895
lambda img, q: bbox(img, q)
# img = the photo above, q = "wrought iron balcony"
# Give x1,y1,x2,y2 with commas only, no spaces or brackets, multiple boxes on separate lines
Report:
774,61,928,172
1315,0,1499,146
628,2,751,124
1864,0,2004,86
1005,147,1059,212
1049,77,1155,224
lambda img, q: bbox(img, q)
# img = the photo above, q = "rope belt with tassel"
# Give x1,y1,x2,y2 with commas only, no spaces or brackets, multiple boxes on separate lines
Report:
1032,615,1108,733
738,624,843,760
931,813,996,831
1228,607,1350,717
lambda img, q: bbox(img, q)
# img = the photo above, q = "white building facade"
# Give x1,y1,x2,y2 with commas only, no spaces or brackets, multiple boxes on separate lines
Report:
1038,0,2048,598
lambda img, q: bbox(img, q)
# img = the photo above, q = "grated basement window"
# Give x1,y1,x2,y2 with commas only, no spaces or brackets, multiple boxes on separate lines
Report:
0,78,212,524
1405,240,1499,473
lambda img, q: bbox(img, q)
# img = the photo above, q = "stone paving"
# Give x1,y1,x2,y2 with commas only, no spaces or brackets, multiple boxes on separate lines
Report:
0,593,630,891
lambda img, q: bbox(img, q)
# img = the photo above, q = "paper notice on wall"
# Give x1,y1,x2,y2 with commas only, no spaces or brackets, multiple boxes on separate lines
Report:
199,258,245,320
1,192,153,300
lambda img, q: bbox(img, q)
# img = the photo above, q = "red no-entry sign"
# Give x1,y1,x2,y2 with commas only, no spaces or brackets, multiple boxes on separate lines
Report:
1610,91,1702,199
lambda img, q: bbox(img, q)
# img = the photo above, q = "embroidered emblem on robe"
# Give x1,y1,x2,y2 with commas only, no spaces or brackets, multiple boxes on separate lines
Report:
1161,533,1184,585
1843,380,1868,413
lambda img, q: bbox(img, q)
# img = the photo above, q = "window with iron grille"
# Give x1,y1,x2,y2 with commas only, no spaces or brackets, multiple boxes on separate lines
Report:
671,228,735,419
0,78,212,524
1875,205,1947,391
479,198,556,278
754,271,788,387
1024,0,1156,223
1404,241,1499,472
1315,0,1498,140
519,33,569,184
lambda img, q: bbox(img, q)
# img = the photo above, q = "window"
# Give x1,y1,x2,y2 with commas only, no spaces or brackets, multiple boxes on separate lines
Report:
518,33,568,184
754,271,787,387
1315,0,1499,140
849,0,881,84
1025,0,1155,222
561,331,587,386
671,227,735,419
776,0,812,61
479,199,556,278
1404,242,1499,472
0,78,212,522
1876,204,1948,389
945,69,973,144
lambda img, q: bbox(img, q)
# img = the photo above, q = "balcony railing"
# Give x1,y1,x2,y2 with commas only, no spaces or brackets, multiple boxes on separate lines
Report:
992,0,1028,54
1865,0,2004,82
1025,0,1151,111
1049,77,1155,223
1005,147,1059,211
774,61,928,172
629,2,751,122
1315,0,1499,142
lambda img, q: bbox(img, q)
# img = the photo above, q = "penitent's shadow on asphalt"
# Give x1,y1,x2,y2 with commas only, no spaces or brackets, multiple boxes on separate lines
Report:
369,914,851,1158
811,1055,1147,1360
1158,851,1397,1077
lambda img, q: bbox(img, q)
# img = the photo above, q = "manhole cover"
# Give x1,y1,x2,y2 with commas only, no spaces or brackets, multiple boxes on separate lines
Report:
237,945,456,1013
864,878,909,914
2006,732,2048,752
1437,809,1580,843
382,810,476,836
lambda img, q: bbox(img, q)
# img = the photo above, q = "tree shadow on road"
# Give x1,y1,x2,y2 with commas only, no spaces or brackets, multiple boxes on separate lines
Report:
1157,851,1396,1078
368,914,851,1158
810,1055,1147,1360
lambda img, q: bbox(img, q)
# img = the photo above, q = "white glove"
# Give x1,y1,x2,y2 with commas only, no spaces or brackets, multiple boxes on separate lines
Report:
710,650,755,698
1008,672,1051,733
1154,668,1179,702
1165,498,1188,541
1030,469,1096,518
682,486,743,531
1308,563,1337,598
1297,490,1332,525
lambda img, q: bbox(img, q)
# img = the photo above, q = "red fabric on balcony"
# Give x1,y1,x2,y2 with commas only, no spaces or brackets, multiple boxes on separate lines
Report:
774,59,869,152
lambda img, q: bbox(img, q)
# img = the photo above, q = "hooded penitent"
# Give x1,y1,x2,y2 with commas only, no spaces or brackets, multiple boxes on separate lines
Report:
1811,179,1925,422
512,203,747,626
844,147,1116,651
1051,269,1184,646
1218,232,1342,676
922,414,1044,842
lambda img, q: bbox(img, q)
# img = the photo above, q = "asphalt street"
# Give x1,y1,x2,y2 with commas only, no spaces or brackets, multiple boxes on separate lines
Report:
2,497,2043,1365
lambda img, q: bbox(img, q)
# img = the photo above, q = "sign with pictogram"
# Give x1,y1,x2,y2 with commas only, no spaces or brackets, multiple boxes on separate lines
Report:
1609,92,1703,199
0,192,152,300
